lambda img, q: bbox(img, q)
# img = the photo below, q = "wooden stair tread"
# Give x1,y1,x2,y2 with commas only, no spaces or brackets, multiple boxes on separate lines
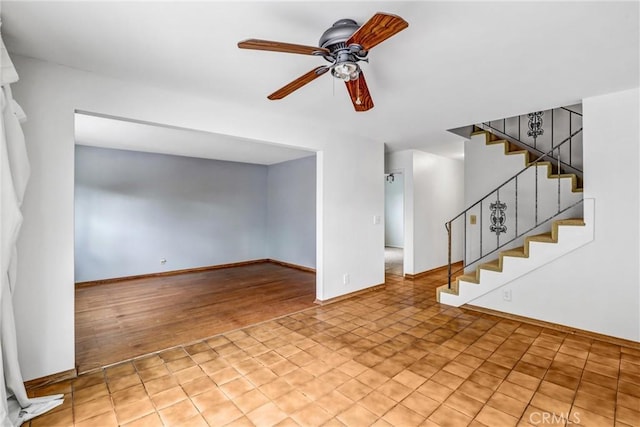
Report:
549,173,577,179
506,150,528,156
479,260,501,272
458,274,479,284
486,139,508,146
501,246,526,257
527,232,554,243
556,218,585,226
437,284,457,295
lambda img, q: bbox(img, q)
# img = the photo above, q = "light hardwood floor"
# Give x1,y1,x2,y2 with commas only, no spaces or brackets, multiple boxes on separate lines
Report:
76,262,316,373
26,267,640,426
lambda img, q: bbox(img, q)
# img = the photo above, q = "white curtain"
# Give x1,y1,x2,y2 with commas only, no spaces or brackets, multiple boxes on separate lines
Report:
1,30,64,427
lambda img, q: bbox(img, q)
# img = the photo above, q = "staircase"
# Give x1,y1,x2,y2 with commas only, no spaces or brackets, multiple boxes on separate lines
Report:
438,107,593,306
438,201,594,305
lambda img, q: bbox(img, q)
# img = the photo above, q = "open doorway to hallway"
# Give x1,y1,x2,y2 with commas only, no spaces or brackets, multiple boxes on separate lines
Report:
384,171,404,276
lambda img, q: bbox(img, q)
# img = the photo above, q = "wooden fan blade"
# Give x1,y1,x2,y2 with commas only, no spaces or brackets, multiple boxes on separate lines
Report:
238,39,330,56
268,66,330,100
345,71,374,112
347,13,408,51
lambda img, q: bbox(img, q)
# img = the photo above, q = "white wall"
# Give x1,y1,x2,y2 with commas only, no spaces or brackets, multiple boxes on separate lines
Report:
384,174,404,248
267,155,316,269
386,150,464,276
11,55,384,380
316,142,385,301
464,136,525,208
412,151,464,274
75,146,269,282
470,88,640,342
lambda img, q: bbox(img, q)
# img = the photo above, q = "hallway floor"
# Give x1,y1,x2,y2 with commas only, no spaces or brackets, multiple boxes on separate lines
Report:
28,270,640,427
384,247,403,277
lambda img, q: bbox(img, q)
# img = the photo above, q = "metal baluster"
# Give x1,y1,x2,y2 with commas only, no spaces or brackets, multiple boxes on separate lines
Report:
480,200,483,259
464,212,467,268
569,112,573,168
535,162,538,225
515,176,518,236
557,149,561,213
518,115,521,141
496,189,500,248
551,109,554,152
447,221,452,289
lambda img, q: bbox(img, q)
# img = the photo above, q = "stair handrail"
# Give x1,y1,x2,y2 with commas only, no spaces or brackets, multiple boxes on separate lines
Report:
477,106,583,177
446,129,583,289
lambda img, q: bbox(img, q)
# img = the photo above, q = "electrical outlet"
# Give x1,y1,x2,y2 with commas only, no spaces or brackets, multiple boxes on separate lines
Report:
503,289,512,302
373,215,381,225
343,274,350,285
470,215,477,225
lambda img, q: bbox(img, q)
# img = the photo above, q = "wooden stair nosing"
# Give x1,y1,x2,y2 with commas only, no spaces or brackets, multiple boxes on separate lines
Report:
479,260,502,272
457,273,480,284
471,129,489,137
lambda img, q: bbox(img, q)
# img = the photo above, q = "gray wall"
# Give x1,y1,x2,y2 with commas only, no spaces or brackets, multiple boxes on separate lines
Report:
267,156,316,269
75,146,317,282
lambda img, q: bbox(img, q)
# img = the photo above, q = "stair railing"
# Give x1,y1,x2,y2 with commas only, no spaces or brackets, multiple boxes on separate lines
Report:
446,131,584,289
476,106,583,178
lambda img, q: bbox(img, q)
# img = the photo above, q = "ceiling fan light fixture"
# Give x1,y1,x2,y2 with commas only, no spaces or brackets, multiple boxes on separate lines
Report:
331,62,360,81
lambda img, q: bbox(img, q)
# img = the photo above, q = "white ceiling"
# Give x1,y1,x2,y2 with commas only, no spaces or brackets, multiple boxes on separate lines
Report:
2,1,639,160
75,112,315,165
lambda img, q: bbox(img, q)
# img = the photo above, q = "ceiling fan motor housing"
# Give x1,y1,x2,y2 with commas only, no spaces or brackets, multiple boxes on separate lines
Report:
319,19,360,50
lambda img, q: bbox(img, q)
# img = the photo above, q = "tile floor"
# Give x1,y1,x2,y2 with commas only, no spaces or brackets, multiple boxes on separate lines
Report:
26,273,640,426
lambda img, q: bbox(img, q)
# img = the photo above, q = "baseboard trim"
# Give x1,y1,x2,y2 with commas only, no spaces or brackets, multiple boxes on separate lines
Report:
315,284,385,306
24,368,77,391
463,304,640,350
75,259,273,287
267,259,315,273
404,261,463,280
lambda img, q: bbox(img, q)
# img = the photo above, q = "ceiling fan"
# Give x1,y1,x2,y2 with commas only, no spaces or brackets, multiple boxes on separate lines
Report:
238,12,408,112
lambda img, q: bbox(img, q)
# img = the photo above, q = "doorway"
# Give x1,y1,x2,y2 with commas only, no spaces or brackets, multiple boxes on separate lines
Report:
384,172,404,276
73,111,318,372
